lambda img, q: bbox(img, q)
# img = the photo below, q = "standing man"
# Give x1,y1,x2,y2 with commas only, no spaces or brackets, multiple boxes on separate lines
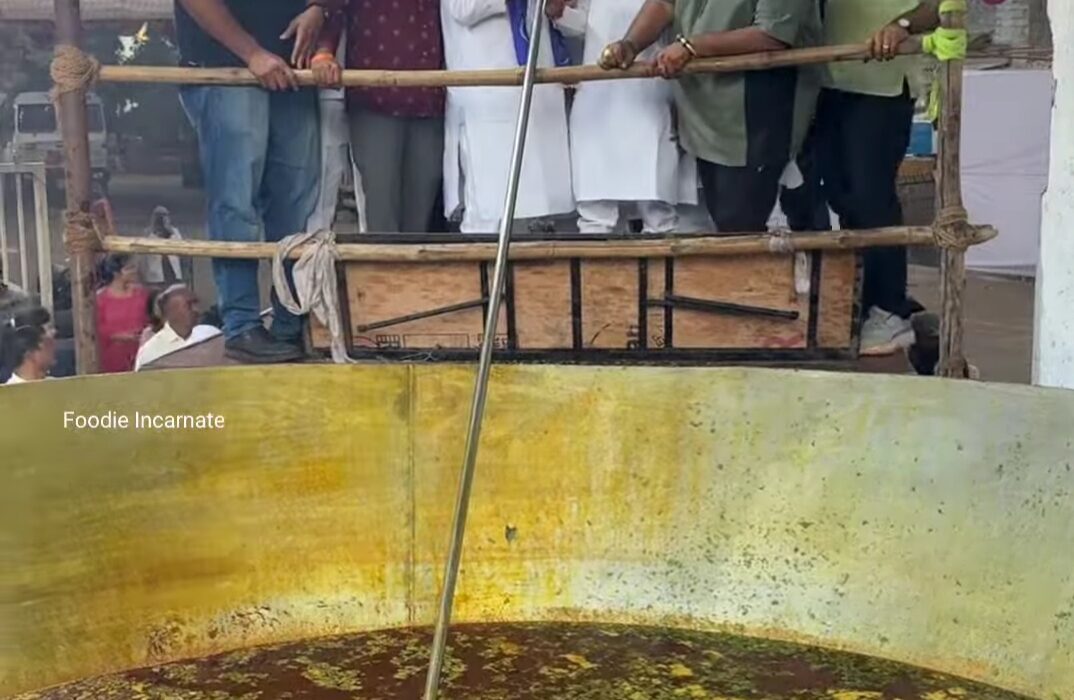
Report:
557,0,697,235
139,206,194,289
313,1,445,234
175,0,330,363
818,1,940,356
441,0,575,233
601,0,822,234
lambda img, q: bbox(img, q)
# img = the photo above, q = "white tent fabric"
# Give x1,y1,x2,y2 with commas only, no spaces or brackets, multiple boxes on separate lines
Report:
963,69,1053,277
0,0,172,21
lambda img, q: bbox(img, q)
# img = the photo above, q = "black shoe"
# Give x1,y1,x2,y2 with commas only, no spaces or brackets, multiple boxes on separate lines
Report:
225,327,304,364
274,334,311,361
907,312,940,376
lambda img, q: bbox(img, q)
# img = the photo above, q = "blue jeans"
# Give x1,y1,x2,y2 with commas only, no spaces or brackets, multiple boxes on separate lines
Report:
180,86,320,341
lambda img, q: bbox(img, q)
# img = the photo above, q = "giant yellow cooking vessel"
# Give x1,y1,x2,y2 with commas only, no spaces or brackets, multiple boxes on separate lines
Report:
1,366,1071,697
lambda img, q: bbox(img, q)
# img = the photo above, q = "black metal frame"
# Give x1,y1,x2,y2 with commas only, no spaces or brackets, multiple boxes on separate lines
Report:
321,233,864,366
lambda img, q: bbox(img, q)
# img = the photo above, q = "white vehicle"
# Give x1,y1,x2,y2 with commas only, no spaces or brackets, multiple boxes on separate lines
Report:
2,91,110,195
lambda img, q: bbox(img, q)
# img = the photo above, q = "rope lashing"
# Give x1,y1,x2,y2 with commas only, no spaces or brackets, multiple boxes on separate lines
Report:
50,45,101,98
63,210,103,255
925,0,969,122
931,206,982,251
766,231,796,255
271,230,356,365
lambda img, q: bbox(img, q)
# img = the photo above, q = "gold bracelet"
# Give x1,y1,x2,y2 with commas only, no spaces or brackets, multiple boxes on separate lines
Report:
676,34,698,58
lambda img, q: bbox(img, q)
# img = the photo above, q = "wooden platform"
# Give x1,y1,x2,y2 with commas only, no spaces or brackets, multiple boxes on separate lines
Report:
310,234,863,365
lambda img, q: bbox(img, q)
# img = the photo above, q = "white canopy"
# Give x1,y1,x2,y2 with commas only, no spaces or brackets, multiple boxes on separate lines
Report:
0,0,172,21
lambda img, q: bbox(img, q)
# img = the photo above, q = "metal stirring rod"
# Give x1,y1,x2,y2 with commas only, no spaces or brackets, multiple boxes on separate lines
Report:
422,1,551,697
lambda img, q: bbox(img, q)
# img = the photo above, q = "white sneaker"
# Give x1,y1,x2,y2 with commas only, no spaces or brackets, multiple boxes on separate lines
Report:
860,307,916,357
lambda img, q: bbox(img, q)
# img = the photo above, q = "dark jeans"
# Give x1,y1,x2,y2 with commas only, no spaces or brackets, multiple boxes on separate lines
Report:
180,86,320,341
817,86,915,317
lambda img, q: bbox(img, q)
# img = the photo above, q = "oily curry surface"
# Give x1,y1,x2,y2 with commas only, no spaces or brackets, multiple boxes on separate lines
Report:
18,623,1032,699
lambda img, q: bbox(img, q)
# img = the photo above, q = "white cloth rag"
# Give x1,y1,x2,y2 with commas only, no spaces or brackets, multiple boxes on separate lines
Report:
272,230,355,365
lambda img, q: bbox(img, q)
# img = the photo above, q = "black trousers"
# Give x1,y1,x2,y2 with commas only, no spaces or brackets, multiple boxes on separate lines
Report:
816,86,916,317
699,124,830,235
697,160,784,233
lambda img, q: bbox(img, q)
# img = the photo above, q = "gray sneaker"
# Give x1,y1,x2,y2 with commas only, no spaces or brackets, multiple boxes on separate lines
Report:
860,307,916,357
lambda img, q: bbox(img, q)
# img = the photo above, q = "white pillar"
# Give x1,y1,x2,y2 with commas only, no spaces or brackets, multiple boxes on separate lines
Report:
1033,1,1074,388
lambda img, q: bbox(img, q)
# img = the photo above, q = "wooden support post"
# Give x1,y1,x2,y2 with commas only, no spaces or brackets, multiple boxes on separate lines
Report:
935,3,969,379
53,0,99,374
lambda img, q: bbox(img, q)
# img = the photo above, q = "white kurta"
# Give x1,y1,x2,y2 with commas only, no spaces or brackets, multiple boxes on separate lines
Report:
441,0,575,230
557,0,697,205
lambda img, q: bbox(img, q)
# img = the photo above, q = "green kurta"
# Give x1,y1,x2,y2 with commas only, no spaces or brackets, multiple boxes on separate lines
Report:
672,0,823,167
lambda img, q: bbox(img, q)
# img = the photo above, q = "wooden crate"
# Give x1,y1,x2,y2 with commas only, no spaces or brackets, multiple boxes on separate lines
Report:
311,235,862,364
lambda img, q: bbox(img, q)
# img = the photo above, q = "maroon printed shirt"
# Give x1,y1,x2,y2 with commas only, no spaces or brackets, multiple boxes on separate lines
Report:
325,0,445,118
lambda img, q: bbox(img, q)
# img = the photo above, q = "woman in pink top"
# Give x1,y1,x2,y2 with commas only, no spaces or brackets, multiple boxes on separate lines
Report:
95,254,149,374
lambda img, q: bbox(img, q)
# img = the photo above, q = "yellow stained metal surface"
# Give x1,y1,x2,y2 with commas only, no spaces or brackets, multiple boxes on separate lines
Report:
0,366,1072,698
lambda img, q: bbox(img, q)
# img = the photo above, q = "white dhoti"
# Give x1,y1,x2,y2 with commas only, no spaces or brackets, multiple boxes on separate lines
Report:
577,200,679,234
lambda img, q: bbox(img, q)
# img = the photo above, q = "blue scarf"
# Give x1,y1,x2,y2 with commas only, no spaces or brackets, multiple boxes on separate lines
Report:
506,0,573,68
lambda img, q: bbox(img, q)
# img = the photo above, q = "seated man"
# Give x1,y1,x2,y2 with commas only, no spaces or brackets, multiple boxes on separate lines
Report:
139,206,193,289
601,0,822,233
136,285,222,371
441,0,575,233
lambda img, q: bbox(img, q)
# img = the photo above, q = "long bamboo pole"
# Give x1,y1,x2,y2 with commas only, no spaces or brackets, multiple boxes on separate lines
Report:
92,43,1040,89
97,42,898,87
99,225,996,263
54,0,99,374
936,5,970,379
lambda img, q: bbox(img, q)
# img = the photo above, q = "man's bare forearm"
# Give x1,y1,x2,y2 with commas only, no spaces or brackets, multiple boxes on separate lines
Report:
623,0,674,53
178,0,262,63
689,27,788,58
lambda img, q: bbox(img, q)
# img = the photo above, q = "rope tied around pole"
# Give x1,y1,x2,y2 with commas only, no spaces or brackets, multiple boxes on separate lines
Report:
766,230,796,255
932,206,982,251
50,45,101,98
63,210,103,255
